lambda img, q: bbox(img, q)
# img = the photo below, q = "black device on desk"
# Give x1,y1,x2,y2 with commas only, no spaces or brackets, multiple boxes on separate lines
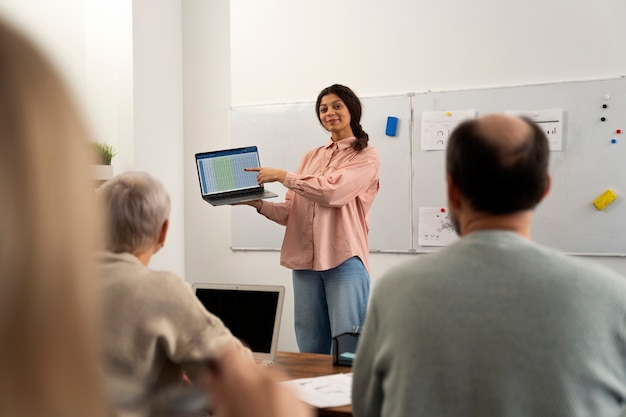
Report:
192,282,285,365
333,328,360,366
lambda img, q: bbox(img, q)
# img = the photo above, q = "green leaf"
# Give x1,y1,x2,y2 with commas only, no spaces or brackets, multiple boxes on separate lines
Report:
93,142,118,165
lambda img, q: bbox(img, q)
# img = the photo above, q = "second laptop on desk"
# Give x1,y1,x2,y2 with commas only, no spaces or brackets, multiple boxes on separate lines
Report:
192,283,285,365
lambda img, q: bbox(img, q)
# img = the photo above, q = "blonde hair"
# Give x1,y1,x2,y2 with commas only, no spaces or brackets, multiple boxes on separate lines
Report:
0,18,107,417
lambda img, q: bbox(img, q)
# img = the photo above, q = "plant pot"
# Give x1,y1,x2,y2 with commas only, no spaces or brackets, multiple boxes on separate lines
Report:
92,164,114,181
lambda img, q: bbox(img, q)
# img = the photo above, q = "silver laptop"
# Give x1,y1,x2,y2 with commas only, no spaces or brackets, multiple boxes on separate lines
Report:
195,146,278,206
192,283,285,364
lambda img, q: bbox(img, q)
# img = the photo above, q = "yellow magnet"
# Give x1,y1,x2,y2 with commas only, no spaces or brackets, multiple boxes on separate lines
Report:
593,189,617,211
446,111,452,117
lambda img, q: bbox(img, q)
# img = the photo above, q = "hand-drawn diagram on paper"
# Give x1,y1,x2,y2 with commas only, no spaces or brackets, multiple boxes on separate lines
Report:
421,110,477,150
418,207,459,247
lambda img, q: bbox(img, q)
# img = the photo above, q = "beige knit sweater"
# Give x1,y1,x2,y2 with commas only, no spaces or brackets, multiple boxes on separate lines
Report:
96,251,242,417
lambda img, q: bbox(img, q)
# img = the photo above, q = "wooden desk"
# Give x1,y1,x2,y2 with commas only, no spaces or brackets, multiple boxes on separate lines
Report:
274,351,353,417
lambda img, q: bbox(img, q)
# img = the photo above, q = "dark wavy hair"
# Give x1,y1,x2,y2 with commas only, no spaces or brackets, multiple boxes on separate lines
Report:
315,84,369,151
446,117,549,214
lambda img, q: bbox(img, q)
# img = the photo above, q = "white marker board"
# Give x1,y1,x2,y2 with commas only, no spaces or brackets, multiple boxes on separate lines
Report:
229,77,626,255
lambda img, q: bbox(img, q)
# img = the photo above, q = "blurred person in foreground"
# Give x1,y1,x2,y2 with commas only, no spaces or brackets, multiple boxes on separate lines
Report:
0,16,107,417
353,114,626,417
0,14,309,417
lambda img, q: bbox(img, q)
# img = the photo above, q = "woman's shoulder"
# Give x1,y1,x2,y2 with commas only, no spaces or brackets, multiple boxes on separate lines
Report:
357,143,379,161
361,143,379,155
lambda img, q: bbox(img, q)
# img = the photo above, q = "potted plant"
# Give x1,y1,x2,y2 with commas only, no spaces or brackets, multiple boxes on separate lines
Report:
92,141,117,181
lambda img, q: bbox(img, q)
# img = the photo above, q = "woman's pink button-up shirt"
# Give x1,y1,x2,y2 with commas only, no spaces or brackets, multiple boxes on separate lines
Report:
258,137,380,273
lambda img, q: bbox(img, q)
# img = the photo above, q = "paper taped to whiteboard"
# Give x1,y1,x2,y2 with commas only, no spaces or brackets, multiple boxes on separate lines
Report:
505,109,565,151
421,110,477,151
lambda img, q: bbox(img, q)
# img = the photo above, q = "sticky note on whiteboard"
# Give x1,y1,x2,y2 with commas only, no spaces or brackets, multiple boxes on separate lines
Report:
593,189,617,211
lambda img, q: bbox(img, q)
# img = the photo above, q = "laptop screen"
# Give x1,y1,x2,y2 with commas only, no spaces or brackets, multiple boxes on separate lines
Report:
192,283,285,362
195,146,261,196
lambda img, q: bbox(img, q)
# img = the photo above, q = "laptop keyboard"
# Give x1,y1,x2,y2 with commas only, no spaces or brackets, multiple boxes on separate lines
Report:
212,189,261,201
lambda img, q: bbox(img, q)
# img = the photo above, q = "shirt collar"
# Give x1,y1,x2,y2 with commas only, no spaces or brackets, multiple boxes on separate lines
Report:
325,136,357,150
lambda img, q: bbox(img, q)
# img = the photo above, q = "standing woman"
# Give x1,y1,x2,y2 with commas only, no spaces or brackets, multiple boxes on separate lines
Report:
242,84,380,353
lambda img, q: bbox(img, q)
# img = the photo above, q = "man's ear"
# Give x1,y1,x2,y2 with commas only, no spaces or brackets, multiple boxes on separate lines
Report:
447,175,461,210
157,219,169,247
541,174,551,201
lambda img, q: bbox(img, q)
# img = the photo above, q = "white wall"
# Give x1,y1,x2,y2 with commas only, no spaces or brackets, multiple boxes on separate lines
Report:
0,0,185,277
85,0,134,175
132,0,185,276
230,0,626,102
182,0,304,353
184,0,626,352
0,0,86,107
0,0,133,172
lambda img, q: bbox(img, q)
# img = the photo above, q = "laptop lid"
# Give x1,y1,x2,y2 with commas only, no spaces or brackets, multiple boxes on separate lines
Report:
195,146,278,206
192,283,285,364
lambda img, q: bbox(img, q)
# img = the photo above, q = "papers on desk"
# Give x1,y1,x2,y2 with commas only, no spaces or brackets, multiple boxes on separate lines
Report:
283,373,352,408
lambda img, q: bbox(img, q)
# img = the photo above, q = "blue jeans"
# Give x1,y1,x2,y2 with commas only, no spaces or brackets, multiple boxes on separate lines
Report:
292,256,370,354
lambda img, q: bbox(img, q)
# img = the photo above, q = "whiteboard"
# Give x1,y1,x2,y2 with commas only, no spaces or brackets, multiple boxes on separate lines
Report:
230,77,626,255
411,77,626,255
230,95,412,251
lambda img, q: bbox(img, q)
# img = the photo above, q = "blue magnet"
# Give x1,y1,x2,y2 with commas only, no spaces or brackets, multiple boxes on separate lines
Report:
385,116,399,136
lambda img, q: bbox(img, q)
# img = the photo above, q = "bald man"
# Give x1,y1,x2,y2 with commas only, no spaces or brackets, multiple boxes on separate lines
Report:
353,115,626,417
